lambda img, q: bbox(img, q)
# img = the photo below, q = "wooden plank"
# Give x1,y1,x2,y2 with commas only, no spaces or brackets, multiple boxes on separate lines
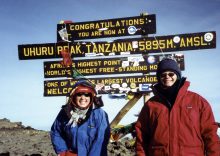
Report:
110,93,142,128
57,14,156,41
18,31,216,60
44,75,157,96
43,53,185,78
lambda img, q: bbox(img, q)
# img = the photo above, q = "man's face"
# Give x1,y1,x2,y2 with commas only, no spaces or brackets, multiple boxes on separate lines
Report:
160,71,177,89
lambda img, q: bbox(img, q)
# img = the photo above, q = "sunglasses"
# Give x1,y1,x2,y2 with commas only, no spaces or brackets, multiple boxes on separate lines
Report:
161,72,175,78
76,92,91,97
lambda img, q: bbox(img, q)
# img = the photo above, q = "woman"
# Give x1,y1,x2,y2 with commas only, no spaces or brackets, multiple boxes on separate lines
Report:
50,80,110,156
135,58,219,156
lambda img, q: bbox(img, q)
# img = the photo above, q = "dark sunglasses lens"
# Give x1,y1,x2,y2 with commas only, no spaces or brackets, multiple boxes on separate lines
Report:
161,72,175,77
168,73,175,77
76,93,91,97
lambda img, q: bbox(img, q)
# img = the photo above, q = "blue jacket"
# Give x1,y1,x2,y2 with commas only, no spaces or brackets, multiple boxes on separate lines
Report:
50,105,110,156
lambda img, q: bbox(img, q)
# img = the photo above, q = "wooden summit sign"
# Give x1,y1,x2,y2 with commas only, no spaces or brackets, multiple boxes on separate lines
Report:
43,54,185,78
18,31,216,60
44,75,158,96
57,14,156,41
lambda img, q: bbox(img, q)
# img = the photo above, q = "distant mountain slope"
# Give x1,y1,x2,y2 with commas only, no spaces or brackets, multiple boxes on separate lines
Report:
0,118,56,156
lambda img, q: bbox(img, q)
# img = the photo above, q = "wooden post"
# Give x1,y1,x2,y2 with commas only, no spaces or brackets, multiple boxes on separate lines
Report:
110,12,150,129
143,93,151,103
110,93,142,128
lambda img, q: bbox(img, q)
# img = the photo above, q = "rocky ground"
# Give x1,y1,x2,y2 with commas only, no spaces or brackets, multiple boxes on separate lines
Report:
0,118,135,156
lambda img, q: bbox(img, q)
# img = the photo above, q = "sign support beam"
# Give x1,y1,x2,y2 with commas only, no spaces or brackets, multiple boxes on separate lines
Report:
110,93,142,128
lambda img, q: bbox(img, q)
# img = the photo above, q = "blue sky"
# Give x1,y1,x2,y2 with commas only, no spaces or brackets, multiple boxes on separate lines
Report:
0,0,220,131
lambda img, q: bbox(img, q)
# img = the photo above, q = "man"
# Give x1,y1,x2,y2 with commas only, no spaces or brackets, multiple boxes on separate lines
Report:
135,58,220,156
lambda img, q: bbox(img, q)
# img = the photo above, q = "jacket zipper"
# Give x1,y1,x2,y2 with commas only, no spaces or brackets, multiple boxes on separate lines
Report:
168,109,171,156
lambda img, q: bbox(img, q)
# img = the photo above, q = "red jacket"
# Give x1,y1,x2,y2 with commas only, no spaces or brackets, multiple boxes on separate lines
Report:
135,80,220,156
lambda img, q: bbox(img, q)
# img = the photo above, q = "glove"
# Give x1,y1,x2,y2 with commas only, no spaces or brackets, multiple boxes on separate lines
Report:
58,150,77,156
58,151,67,156
66,151,77,156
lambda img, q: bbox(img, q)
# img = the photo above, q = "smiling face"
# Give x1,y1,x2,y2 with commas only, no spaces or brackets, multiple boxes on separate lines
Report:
75,92,91,108
159,71,178,89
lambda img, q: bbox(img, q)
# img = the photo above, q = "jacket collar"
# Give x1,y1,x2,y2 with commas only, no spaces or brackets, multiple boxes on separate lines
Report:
152,77,189,108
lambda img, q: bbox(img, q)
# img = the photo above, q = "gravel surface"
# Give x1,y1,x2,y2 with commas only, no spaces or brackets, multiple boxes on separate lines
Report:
0,118,135,156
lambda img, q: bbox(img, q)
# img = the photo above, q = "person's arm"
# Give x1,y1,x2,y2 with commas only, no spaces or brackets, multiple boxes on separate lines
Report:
50,110,69,154
135,104,150,156
200,97,220,156
88,110,110,156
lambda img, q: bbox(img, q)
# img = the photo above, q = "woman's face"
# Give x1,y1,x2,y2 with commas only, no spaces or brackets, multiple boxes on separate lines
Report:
75,92,91,108
160,71,177,89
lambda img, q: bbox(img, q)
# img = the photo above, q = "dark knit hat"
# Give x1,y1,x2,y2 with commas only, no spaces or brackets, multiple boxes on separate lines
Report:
156,58,181,80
